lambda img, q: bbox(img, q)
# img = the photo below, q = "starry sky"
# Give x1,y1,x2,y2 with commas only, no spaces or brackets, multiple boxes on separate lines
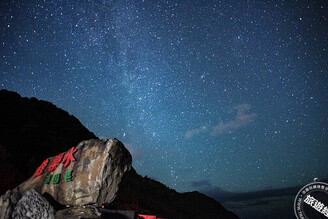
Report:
1,0,328,194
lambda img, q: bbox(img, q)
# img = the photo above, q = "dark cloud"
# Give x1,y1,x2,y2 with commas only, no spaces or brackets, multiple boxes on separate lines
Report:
189,182,308,218
204,185,301,203
190,179,212,188
190,180,234,201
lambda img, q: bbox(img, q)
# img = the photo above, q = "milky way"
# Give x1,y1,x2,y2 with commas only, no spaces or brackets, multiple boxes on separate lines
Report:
1,0,328,193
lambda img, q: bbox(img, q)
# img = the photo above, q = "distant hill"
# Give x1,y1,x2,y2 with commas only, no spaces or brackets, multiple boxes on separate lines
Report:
110,168,238,218
0,90,97,194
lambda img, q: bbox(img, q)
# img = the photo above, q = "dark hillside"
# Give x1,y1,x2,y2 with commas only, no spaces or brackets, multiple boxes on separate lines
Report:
110,168,238,219
0,90,97,194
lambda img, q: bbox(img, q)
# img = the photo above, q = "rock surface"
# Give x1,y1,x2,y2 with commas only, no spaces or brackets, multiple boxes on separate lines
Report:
11,189,55,219
0,190,21,219
0,191,13,219
18,138,132,206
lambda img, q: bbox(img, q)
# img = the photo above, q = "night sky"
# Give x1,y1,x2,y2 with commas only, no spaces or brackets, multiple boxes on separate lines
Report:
1,0,328,194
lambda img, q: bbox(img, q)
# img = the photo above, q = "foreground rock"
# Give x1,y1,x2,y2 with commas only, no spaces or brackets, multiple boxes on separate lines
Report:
11,189,55,219
18,138,132,206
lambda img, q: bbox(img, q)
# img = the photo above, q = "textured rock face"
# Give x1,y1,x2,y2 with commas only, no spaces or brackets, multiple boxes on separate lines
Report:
0,191,13,219
11,189,55,219
0,190,21,219
17,138,132,206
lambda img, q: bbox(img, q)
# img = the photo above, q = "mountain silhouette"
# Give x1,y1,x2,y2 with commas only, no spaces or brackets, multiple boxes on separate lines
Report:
0,90,97,194
110,168,238,218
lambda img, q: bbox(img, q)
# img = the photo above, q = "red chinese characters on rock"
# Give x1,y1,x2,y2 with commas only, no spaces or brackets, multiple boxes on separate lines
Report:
33,146,78,178
48,152,65,172
34,158,50,176
62,146,78,167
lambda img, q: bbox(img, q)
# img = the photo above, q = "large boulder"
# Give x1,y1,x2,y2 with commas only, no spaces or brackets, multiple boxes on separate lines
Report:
11,189,55,219
16,138,132,206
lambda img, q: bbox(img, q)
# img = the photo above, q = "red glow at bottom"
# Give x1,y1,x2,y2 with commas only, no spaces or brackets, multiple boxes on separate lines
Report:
138,214,157,219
